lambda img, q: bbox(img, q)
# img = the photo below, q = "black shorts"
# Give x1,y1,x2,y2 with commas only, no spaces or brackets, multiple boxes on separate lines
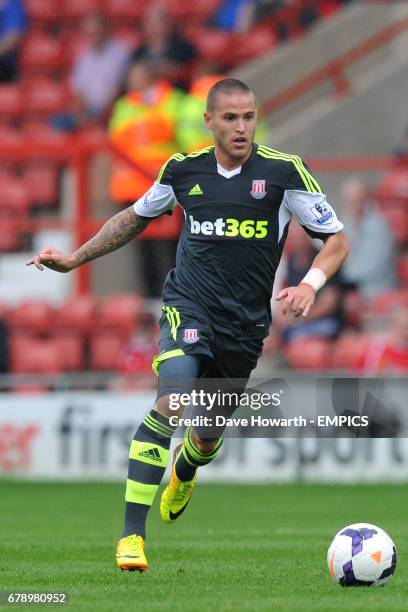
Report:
152,296,264,380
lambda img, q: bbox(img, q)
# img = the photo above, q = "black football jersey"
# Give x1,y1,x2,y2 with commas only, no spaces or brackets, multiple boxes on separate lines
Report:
134,144,343,338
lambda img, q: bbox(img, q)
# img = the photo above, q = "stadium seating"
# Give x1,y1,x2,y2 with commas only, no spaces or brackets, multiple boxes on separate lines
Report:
0,218,22,252
0,174,31,216
103,0,146,23
369,289,408,315
89,332,126,370
187,26,233,63
61,30,87,65
377,168,408,205
381,206,408,246
52,333,85,371
0,84,22,120
74,125,107,148
20,33,65,75
112,26,142,48
21,120,70,145
21,163,59,208
60,0,105,21
10,337,63,374
285,338,331,370
24,0,61,27
95,294,144,337
318,0,342,19
398,252,408,287
168,0,222,23
330,334,371,371
0,124,24,145
230,26,277,66
54,295,97,334
9,299,54,336
22,78,70,117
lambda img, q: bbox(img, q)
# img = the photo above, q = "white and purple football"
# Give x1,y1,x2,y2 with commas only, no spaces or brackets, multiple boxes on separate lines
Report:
327,523,397,587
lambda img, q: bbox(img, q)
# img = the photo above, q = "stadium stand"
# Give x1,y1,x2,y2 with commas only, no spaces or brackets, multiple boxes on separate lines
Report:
1,0,408,381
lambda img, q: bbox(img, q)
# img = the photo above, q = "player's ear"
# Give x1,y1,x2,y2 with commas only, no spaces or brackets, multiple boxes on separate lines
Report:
204,112,212,130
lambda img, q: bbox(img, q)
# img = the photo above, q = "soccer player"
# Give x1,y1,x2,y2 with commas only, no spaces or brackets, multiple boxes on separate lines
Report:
27,79,349,572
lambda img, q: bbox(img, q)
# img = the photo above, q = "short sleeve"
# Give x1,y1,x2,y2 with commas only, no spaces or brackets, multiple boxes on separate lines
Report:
156,153,185,185
283,190,344,239
285,158,323,194
133,182,178,218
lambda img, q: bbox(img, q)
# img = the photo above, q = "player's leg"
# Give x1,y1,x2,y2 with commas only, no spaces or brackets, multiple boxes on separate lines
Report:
116,354,201,571
170,335,265,492
160,423,223,523
160,362,226,523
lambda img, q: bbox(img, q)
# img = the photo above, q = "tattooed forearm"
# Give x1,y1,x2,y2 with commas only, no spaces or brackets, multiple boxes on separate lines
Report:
72,207,149,267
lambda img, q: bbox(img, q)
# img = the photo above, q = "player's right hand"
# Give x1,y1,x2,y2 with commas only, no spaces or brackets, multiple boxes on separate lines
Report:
25,247,76,273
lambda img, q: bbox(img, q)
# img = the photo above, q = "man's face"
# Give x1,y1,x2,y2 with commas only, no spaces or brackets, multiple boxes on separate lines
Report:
82,15,107,49
204,92,257,163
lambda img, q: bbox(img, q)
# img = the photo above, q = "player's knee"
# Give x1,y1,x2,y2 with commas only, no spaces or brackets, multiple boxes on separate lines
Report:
190,428,220,454
154,394,184,419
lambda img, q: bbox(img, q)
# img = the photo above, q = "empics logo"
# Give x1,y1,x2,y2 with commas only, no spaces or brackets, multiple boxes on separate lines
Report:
189,215,268,239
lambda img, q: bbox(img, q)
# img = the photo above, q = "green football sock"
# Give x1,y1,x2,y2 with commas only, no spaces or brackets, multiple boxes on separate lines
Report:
175,427,223,482
123,409,176,538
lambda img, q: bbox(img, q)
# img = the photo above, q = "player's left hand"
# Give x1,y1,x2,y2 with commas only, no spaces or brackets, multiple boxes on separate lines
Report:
276,283,316,317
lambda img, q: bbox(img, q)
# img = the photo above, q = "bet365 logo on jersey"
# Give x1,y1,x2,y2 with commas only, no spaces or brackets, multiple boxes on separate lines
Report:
189,215,268,239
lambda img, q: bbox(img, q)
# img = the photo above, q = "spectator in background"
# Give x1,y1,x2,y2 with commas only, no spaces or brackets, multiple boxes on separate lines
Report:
276,224,343,342
108,59,183,296
108,59,183,203
211,0,259,32
176,69,225,153
0,313,9,372
341,177,397,299
53,14,131,131
0,0,27,82
119,312,158,377
131,2,197,90
364,306,408,372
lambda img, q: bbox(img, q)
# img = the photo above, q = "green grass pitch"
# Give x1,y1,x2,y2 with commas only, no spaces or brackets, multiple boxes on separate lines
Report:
1,481,407,611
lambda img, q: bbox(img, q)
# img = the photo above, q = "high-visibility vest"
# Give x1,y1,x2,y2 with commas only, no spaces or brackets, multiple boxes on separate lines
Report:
109,82,184,203
176,75,223,153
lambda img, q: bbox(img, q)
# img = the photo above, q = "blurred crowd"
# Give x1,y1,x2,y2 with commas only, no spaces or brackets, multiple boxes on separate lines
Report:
1,0,408,380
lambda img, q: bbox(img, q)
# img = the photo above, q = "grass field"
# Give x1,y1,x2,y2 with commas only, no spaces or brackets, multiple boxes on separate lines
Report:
1,481,407,611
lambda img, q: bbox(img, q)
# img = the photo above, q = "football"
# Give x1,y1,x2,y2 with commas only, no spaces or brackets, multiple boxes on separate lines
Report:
327,522,397,587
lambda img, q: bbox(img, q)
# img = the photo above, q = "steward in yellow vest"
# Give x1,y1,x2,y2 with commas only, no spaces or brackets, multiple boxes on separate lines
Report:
109,60,184,203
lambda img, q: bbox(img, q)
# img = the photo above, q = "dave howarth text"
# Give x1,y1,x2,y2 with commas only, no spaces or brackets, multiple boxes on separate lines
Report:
169,415,308,427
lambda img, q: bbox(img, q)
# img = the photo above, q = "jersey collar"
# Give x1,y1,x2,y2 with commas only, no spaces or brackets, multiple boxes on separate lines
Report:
209,143,258,175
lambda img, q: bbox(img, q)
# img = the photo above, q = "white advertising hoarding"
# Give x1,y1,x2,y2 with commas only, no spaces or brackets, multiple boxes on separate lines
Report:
1,392,408,482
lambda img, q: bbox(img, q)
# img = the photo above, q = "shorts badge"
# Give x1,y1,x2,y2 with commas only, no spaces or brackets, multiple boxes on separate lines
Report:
183,328,199,343
250,179,266,199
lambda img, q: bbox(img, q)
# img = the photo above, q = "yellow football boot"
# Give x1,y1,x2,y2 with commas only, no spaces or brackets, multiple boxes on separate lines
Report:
160,443,196,523
115,534,148,572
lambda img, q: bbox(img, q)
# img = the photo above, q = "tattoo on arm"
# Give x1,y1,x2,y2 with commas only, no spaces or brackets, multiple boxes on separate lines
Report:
72,207,149,267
